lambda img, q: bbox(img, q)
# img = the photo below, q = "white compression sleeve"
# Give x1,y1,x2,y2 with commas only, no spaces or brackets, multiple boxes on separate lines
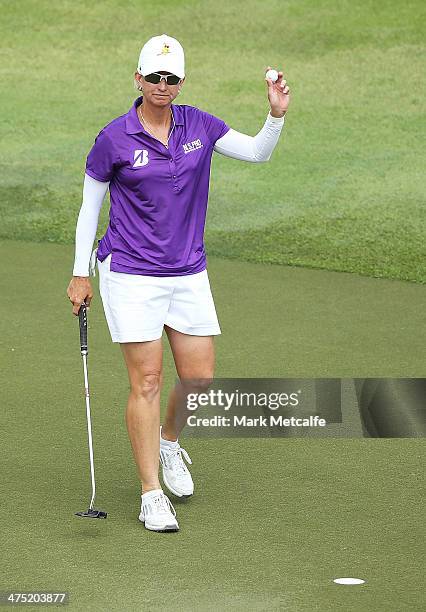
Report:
213,111,285,162
72,173,110,277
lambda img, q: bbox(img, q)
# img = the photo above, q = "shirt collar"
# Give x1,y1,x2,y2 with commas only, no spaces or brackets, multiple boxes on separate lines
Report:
125,96,184,134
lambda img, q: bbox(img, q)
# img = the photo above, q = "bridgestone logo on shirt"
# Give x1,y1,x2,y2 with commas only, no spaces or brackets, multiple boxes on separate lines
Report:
183,139,203,154
133,150,149,167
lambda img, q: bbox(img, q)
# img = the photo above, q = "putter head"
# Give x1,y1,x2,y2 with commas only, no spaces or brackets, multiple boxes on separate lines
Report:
75,508,107,519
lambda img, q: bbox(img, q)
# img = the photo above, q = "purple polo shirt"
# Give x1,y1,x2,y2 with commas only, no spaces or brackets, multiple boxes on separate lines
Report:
85,96,230,276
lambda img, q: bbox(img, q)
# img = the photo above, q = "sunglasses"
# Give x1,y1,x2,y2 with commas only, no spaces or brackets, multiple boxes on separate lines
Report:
144,72,181,85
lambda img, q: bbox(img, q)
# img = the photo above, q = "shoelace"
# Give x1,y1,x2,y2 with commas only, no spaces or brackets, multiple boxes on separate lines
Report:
165,446,192,475
145,492,176,517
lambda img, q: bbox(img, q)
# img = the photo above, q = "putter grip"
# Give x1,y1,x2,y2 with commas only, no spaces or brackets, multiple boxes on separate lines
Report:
78,301,88,354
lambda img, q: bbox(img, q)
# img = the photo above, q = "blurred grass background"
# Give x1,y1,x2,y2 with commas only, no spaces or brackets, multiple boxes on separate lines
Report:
0,0,424,284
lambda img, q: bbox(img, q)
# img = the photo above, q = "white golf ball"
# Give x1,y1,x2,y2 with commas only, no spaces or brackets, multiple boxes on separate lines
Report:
265,69,279,82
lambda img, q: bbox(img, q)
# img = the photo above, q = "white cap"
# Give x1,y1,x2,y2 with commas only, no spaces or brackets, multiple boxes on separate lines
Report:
137,34,185,79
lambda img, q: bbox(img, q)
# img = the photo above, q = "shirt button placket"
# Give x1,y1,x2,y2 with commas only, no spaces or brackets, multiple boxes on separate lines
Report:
169,157,179,190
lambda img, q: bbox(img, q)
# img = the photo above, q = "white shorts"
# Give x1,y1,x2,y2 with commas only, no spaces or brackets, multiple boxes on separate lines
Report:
96,253,221,343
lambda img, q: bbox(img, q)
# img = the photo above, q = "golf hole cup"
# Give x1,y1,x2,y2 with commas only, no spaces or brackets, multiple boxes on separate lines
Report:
333,578,366,585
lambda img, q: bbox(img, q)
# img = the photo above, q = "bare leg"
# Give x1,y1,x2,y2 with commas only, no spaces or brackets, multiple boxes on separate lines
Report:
120,339,163,494
162,326,215,441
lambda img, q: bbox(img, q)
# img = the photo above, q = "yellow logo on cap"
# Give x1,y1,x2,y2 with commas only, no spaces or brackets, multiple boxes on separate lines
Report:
158,43,170,55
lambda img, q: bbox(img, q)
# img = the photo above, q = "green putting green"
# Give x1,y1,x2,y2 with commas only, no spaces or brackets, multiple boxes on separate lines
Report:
1,240,424,611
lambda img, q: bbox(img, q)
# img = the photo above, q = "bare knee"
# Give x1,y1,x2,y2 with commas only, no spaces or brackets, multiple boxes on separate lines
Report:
180,374,214,394
129,372,163,403
120,340,163,403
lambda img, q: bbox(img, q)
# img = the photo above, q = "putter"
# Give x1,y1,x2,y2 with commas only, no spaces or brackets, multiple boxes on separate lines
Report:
75,300,107,519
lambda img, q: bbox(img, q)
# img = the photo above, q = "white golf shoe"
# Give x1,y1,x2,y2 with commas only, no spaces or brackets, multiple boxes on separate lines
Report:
160,428,194,498
138,489,179,532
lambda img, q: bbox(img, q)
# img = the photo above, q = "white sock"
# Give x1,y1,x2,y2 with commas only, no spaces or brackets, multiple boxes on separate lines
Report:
161,436,179,448
141,488,163,500
160,425,179,448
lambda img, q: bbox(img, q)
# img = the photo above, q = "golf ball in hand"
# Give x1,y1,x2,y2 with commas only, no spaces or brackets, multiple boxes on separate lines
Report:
265,69,279,82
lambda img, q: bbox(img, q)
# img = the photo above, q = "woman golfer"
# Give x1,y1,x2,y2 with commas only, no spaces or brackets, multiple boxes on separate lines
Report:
67,34,290,532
